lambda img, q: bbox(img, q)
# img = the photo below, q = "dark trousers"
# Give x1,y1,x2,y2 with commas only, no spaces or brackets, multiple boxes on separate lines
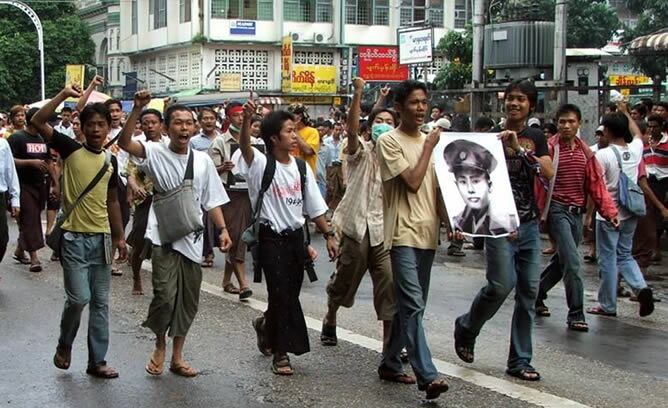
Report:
259,225,309,356
0,195,8,262
18,182,46,252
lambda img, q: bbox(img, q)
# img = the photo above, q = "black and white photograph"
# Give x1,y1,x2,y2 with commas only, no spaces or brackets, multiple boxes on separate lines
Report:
434,133,519,238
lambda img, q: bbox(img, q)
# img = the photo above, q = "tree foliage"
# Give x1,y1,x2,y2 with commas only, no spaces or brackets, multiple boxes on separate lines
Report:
0,1,95,110
623,0,668,81
434,30,473,90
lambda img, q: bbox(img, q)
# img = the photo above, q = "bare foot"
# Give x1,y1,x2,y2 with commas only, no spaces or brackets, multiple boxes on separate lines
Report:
132,282,144,295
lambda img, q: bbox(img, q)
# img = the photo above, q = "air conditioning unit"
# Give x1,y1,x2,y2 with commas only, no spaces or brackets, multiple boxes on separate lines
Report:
291,32,307,43
314,32,327,43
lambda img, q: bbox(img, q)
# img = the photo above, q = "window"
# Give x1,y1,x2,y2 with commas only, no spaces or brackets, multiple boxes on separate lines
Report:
211,0,274,20
131,0,138,34
152,0,167,29
284,0,332,23
180,0,191,23
429,0,444,27
454,0,469,29
345,0,389,26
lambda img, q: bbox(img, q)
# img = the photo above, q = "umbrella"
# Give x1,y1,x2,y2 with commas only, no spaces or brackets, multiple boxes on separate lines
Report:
28,90,111,111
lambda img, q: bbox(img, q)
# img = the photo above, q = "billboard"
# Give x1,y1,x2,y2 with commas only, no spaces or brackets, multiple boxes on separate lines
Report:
397,27,434,65
291,65,337,94
358,46,409,82
281,35,293,93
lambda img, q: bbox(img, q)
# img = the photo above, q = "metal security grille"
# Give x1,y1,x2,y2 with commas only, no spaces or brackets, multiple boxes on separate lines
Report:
294,50,335,65
211,0,273,20
214,49,270,90
345,0,389,25
284,0,332,22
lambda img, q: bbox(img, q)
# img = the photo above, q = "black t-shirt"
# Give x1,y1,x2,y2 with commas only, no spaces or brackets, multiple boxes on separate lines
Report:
8,130,50,186
495,126,549,223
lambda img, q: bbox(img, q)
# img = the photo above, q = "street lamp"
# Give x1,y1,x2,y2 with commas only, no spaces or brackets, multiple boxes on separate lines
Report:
0,1,45,101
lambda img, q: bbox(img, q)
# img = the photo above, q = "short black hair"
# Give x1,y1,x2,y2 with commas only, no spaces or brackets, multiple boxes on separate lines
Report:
60,106,73,114
368,107,399,126
25,107,39,126
197,106,216,122
647,113,665,128
556,104,582,121
504,79,538,109
636,120,648,135
260,110,294,152
631,103,647,117
607,102,618,112
164,104,193,127
394,80,428,106
655,101,668,110
140,108,163,123
601,112,632,143
474,116,495,131
80,102,111,127
543,122,558,135
317,120,333,129
104,98,122,110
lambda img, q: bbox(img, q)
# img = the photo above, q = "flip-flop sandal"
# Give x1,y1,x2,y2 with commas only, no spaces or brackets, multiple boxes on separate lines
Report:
320,323,337,346
53,346,71,370
272,355,293,376
586,306,616,317
377,365,416,384
638,288,655,317
169,363,198,377
447,249,466,257
567,321,589,332
454,319,474,363
239,287,253,300
29,264,42,273
86,364,119,379
201,259,214,268
111,268,122,276
506,367,541,381
583,255,597,263
418,378,449,400
223,283,240,294
252,316,272,356
400,348,409,363
536,304,551,317
13,255,30,265
542,248,556,255
145,350,165,376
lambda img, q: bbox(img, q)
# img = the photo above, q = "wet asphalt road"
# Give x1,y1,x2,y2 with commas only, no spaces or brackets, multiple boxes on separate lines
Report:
1,221,667,407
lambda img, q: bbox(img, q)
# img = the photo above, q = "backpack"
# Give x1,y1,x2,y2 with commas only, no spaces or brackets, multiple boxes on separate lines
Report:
611,146,646,217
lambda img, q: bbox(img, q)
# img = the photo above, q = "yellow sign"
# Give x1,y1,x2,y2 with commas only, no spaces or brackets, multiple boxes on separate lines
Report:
65,64,85,89
281,35,293,93
609,75,652,86
219,73,242,92
291,65,337,94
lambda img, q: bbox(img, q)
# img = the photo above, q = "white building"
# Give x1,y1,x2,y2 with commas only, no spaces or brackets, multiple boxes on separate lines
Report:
101,0,460,98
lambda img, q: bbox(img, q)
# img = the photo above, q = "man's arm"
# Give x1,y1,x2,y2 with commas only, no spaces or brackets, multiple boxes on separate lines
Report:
3,145,20,215
372,84,390,110
208,206,233,251
639,176,668,219
75,75,104,113
617,101,643,139
107,186,127,261
398,128,440,194
239,101,256,166
32,85,82,142
535,155,554,180
347,78,364,155
118,91,151,158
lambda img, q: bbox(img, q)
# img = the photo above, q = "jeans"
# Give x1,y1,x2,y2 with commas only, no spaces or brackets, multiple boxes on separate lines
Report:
596,218,648,313
457,220,541,370
538,203,585,322
381,246,438,387
58,232,111,368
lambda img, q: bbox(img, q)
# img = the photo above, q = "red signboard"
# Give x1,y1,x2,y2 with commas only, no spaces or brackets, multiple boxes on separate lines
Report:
358,46,409,82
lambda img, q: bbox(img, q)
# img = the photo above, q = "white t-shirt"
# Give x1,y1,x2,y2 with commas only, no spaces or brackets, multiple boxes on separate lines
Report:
54,123,75,138
135,141,229,263
596,138,643,221
233,147,328,233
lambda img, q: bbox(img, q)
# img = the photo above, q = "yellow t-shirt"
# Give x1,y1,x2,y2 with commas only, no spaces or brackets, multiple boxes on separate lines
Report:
376,128,439,251
291,126,320,173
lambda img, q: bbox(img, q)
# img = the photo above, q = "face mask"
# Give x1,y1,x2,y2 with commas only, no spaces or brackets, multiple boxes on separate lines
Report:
372,123,394,142
229,124,240,133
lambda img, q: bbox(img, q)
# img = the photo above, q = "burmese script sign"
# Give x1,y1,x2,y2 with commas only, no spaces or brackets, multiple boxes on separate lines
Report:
358,46,409,82
291,65,337,94
398,27,434,65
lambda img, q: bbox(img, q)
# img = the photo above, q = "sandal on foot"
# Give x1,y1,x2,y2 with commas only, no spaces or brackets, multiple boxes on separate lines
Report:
50,252,60,262
169,362,198,377
586,306,616,317
320,323,337,346
239,287,253,300
145,349,165,376
638,288,655,317
567,321,589,332
53,346,71,370
377,365,416,384
252,316,272,356
506,367,541,381
111,267,122,276
223,283,240,294
201,259,214,268
418,378,449,400
583,254,597,263
399,348,409,363
29,264,42,273
447,248,466,257
535,303,551,317
454,319,475,363
86,364,119,379
13,254,30,265
272,355,293,376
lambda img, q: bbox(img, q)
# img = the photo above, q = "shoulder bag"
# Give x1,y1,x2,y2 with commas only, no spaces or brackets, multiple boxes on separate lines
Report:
611,146,646,217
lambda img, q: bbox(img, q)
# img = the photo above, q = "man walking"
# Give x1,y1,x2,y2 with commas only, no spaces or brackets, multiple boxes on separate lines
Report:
0,136,20,263
376,80,449,399
32,85,127,378
118,92,232,378
534,104,618,331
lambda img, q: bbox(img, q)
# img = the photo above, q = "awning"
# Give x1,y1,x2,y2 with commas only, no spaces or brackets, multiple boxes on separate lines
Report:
170,91,259,107
256,96,283,105
627,29,668,56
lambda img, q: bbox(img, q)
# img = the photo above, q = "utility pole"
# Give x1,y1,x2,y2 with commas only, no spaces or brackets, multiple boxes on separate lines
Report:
470,0,485,121
554,0,568,105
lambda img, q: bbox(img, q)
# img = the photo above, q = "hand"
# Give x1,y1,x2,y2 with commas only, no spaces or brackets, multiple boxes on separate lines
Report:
352,77,365,92
32,160,49,173
616,101,629,115
88,75,104,89
10,207,19,218
222,161,235,172
380,83,390,97
243,100,257,119
584,214,593,231
49,187,60,202
134,90,152,109
218,229,233,252
506,231,519,241
425,127,441,151
115,240,128,263
498,130,521,152
610,217,621,229
128,183,147,201
448,230,465,242
62,84,82,99
307,245,319,261
661,207,668,221
325,236,339,261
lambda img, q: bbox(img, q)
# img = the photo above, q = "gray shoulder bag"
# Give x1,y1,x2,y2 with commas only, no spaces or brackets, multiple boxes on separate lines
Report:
151,149,204,244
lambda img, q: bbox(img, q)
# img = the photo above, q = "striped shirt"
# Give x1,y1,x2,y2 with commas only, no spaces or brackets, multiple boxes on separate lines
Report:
552,139,587,207
643,133,668,180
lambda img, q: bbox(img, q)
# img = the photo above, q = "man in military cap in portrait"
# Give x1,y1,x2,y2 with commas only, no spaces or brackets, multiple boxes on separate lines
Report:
443,140,513,236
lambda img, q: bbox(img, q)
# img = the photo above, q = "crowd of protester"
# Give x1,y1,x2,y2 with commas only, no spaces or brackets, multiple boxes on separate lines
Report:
0,75,666,400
